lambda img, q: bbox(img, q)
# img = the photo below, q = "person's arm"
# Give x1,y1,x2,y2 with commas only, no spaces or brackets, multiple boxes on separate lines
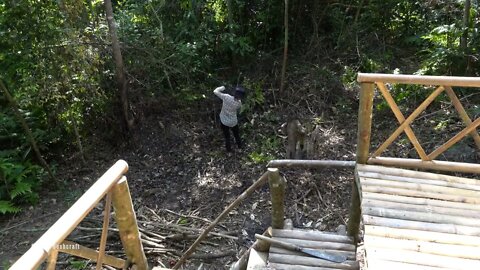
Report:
213,86,227,100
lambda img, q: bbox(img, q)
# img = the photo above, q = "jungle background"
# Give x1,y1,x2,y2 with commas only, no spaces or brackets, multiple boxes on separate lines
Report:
1,0,479,269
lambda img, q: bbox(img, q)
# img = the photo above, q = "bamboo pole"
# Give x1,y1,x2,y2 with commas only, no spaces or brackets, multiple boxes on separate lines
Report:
363,215,480,236
111,176,148,270
362,192,480,211
373,85,445,157
367,157,480,174
444,86,480,149
360,177,480,197
269,168,286,229
362,198,480,218
96,191,113,270
59,240,126,268
269,237,356,251
173,172,270,269
9,160,128,270
46,249,58,270
347,82,374,241
365,225,480,247
357,73,480,87
376,82,428,160
269,247,356,260
357,171,480,192
364,235,480,259
357,164,480,184
267,159,355,169
269,253,358,269
363,206,480,227
428,117,480,160
272,229,353,243
268,263,358,270
366,259,458,270
229,227,272,270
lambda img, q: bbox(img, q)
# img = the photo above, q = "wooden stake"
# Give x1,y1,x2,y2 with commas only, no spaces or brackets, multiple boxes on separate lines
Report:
96,191,113,270
112,176,148,270
173,172,270,269
46,249,58,270
269,168,286,229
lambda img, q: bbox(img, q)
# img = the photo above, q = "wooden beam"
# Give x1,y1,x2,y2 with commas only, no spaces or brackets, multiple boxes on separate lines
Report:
357,73,480,87
367,157,480,174
267,159,355,169
376,82,428,160
373,86,445,157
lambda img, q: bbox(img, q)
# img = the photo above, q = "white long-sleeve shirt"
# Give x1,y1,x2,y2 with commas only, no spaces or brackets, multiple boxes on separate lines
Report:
214,86,241,127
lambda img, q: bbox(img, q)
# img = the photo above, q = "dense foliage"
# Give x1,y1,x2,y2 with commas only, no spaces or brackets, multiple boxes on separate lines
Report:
1,0,479,213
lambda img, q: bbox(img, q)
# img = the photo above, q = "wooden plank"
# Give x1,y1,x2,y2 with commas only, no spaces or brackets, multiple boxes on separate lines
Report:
362,185,480,204
376,82,428,160
366,157,480,174
365,225,480,247
366,259,456,270
268,253,358,269
269,247,356,260
445,86,480,149
357,73,480,88
362,192,480,211
373,86,445,157
428,117,480,160
271,237,356,251
272,229,353,243
357,164,480,184
364,235,480,259
362,199,480,218
363,215,480,236
246,249,267,270
364,247,480,269
360,177,480,197
268,263,358,270
358,171,480,192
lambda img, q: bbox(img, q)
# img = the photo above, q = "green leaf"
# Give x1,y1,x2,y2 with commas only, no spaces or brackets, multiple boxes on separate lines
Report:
10,181,32,200
0,200,21,214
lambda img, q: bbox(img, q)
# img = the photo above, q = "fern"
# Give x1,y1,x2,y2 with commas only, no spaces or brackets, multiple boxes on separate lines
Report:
0,200,21,214
10,181,32,200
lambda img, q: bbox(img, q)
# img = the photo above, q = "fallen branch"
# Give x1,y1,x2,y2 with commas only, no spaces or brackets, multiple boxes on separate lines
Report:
138,221,238,240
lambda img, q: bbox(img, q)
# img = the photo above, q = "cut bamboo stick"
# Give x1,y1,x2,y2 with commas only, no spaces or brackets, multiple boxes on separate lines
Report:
269,247,356,260
271,237,355,251
362,199,480,218
269,168,286,229
373,85,445,157
357,171,480,192
96,191,113,270
365,225,480,247
362,185,480,204
376,82,428,160
357,164,480,184
46,249,58,270
272,229,353,243
267,159,355,169
428,117,480,160
366,259,456,270
364,235,480,259
363,206,480,227
363,215,480,236
360,177,480,197
366,157,480,174
59,240,126,268
269,253,358,269
364,247,480,269
357,73,480,88
444,86,480,149
268,263,358,270
362,192,480,211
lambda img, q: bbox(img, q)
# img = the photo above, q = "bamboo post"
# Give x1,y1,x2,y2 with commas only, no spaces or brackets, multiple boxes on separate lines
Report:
46,249,58,270
96,191,113,270
347,81,374,241
111,176,148,270
173,172,270,269
269,168,286,229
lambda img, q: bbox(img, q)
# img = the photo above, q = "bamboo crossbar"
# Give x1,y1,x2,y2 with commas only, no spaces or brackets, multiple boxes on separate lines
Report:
367,157,480,174
10,160,130,270
357,73,480,87
267,159,355,169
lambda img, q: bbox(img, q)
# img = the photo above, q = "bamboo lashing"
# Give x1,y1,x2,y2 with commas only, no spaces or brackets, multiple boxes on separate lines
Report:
373,85,445,157
444,86,480,149
96,191,113,270
357,73,480,87
376,82,428,160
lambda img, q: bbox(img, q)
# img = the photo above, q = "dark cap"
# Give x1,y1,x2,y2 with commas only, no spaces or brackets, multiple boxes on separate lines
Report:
234,86,246,98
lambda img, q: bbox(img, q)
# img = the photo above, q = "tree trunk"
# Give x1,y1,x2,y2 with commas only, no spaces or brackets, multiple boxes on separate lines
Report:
104,0,134,131
0,81,56,184
460,0,471,52
279,0,289,92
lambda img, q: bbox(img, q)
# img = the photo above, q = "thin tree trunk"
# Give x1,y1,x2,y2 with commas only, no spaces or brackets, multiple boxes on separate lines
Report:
279,0,289,92
104,0,134,131
0,81,56,184
71,116,86,165
460,0,471,52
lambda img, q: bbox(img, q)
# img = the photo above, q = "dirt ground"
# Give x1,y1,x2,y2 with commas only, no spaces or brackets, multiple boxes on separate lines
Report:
0,94,359,269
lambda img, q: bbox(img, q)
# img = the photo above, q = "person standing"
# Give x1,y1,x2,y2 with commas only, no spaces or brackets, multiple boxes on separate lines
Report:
213,85,245,152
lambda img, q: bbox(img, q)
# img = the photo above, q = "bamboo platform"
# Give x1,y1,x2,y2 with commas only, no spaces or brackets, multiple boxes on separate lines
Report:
265,228,359,270
357,164,480,270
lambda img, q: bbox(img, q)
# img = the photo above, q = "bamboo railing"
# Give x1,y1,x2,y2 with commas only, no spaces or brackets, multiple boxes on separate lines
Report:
9,160,148,270
347,73,480,240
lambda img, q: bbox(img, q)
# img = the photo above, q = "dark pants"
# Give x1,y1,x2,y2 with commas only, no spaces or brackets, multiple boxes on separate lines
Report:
221,123,242,151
